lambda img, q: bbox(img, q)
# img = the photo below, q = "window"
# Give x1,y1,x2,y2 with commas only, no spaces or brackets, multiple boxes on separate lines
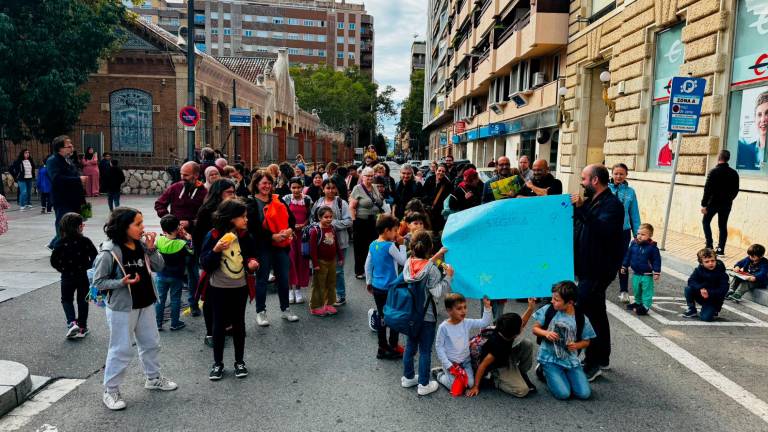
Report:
337,36,345,44
348,52,355,60
210,12,219,19
256,46,269,52
490,75,510,104
726,1,768,174
288,48,300,55
304,48,313,56
244,30,253,37
348,37,356,44
648,23,684,170
223,28,232,36
590,0,615,22
194,14,205,25
256,30,268,38
141,15,152,24
287,33,300,40
337,52,344,59
518,60,529,91
303,34,314,41
349,23,356,30
110,89,153,153
211,28,218,35
552,54,560,81
318,50,326,57
223,13,231,20
317,35,326,42
338,22,345,29
140,2,152,9
288,18,299,25
319,21,327,27
304,20,315,26
272,32,283,39
243,15,252,22
256,16,268,23
273,17,284,24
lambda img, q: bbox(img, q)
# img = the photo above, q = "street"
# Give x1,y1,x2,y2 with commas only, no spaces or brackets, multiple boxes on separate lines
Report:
1,196,767,431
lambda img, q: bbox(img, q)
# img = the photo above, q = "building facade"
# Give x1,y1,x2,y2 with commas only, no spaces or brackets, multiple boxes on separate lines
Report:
424,0,570,168
558,0,767,250
411,41,426,72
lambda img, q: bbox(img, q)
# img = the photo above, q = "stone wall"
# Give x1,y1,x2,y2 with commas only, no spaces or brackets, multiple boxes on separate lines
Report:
122,169,172,195
1,173,17,195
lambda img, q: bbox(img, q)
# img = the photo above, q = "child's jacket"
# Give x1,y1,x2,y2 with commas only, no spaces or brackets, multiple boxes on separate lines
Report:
688,260,729,299
50,236,98,278
156,235,192,279
622,240,661,274
735,256,768,289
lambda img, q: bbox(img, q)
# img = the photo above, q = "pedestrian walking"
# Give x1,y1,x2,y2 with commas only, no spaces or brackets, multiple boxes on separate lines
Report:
199,199,259,381
104,160,126,212
608,163,641,303
82,147,100,197
37,156,53,214
98,152,112,192
350,167,384,279
308,206,343,316
93,207,177,411
46,136,86,249
50,213,97,339
311,179,353,306
10,148,35,211
155,215,193,332
284,177,313,304
701,150,739,256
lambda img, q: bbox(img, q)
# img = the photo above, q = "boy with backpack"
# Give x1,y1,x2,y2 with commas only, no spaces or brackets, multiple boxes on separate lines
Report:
155,214,193,331
532,281,596,400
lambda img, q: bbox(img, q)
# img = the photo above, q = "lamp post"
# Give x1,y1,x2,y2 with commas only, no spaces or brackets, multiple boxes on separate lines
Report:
599,70,616,121
186,0,196,161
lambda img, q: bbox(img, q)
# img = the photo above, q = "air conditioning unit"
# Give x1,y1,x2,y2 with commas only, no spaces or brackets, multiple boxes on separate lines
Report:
532,72,546,88
489,102,506,115
509,92,528,108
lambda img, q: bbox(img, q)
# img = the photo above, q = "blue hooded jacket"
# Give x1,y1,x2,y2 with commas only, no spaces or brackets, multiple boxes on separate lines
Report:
735,256,768,289
622,240,661,275
688,260,729,300
608,180,641,235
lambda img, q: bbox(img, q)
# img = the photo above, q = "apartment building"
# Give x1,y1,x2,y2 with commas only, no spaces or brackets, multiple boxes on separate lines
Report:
411,41,426,71
424,0,570,168
123,0,187,34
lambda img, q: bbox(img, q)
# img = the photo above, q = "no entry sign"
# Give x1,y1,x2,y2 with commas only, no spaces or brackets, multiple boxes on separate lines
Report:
179,105,200,127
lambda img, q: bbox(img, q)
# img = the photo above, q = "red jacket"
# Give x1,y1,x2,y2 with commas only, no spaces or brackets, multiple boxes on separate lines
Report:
154,181,207,222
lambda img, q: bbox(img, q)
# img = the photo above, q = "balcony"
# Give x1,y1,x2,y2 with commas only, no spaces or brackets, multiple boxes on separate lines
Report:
475,0,497,39
494,8,568,71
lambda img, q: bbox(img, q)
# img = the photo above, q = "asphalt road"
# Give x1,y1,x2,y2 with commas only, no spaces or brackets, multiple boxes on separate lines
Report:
1,196,768,431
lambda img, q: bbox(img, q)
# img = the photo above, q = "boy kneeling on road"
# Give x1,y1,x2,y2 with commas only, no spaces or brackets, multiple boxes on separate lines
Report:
726,244,768,303
682,248,729,321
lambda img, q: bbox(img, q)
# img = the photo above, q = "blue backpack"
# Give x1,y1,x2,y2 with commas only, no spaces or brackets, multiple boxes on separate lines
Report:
300,223,322,259
383,274,435,337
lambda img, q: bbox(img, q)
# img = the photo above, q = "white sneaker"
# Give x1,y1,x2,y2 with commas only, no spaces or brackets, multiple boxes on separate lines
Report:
281,308,299,322
103,390,126,410
25,205,33,209
294,290,305,304
289,289,296,304
144,376,178,391
268,272,276,282
65,322,80,339
401,375,419,388
619,292,630,304
19,206,27,212
256,311,270,327
417,380,439,396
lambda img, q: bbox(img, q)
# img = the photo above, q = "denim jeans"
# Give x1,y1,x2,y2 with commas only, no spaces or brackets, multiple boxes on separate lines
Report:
155,276,184,327
18,179,32,207
403,321,437,386
542,362,591,400
256,247,290,313
107,192,121,211
336,248,347,299
684,285,722,322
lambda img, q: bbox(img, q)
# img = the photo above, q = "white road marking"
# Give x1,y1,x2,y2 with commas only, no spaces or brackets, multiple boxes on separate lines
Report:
662,267,768,317
606,301,768,425
0,379,84,431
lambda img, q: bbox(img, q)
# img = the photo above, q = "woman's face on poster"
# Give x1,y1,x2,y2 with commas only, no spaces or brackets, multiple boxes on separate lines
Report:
756,101,768,143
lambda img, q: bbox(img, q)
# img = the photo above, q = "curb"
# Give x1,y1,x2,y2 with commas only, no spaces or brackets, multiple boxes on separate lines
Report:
0,360,31,417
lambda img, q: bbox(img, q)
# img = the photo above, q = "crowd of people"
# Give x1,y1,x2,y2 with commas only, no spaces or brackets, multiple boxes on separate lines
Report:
0,135,763,410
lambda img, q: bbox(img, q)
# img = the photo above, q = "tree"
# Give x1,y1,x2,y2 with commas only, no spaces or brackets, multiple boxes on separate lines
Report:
398,69,427,159
0,0,127,144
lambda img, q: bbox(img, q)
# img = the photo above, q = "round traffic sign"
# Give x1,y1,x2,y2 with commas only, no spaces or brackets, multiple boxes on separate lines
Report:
179,105,200,127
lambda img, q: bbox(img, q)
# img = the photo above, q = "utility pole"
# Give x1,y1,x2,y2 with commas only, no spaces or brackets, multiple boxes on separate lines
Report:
232,79,238,160
186,0,196,161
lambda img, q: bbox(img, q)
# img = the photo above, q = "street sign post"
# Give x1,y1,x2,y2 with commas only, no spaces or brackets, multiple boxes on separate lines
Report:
229,107,251,127
660,76,706,250
179,105,200,127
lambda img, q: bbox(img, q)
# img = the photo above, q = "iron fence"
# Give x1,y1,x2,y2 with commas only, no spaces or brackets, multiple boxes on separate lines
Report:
259,132,279,165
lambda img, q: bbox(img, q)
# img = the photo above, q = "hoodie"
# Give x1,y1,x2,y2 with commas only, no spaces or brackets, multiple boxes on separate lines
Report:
687,260,729,300
311,196,353,250
622,240,662,275
402,258,452,322
92,240,165,312
735,256,768,289
155,235,192,279
608,180,642,235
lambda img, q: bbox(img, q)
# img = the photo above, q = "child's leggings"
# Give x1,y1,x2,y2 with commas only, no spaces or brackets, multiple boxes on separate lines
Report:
61,274,89,328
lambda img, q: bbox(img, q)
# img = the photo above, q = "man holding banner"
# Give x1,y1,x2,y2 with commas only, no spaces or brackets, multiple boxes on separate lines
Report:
570,164,624,382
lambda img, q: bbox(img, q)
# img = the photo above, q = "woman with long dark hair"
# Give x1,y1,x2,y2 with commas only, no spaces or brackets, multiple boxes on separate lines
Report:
82,146,100,197
304,172,323,202
10,149,35,210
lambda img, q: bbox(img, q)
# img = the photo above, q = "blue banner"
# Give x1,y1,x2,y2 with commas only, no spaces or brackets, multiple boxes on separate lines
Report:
441,195,574,300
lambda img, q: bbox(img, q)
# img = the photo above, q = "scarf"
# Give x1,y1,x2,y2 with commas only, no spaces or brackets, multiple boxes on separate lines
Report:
263,194,291,248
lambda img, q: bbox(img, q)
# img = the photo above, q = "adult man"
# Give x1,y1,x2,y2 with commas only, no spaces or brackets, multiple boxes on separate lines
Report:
231,163,250,198
518,155,534,182
444,154,458,180
701,150,739,256
570,164,624,381
481,156,514,204
155,161,207,315
446,167,483,212
46,135,85,249
518,159,563,197
393,164,423,219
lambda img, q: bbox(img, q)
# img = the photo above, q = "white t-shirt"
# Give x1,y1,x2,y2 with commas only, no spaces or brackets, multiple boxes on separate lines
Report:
435,308,492,369
22,160,32,179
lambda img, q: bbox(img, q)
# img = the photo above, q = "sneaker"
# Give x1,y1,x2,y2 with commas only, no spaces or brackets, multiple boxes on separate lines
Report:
170,321,186,331
430,367,443,380
521,373,537,392
66,322,80,339
324,305,338,315
417,381,439,396
209,363,224,381
256,311,270,327
682,309,699,319
40,208,45,214
368,308,380,332
599,362,611,371
75,328,90,338
102,390,126,410
190,308,202,317
310,308,327,317
635,305,649,316
25,205,33,209
19,206,27,212
234,362,248,378
626,303,638,311
268,272,276,282
401,375,419,388
376,348,399,360
618,292,630,304
730,293,742,303
584,365,602,382
294,290,305,304
333,297,346,306
144,376,178,391
289,289,296,304
281,308,299,322
204,336,214,348
716,247,725,257
355,274,365,280
157,325,164,332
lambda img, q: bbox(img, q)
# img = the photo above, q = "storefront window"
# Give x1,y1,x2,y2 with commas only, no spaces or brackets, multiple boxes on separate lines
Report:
725,0,768,174
648,23,684,170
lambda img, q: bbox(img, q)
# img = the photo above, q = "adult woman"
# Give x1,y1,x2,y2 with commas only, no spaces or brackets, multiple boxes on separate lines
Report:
246,171,299,326
194,179,236,346
82,147,100,197
374,163,397,198
204,166,221,190
304,172,324,202
311,179,353,305
276,163,294,197
345,166,359,195
349,167,384,279
10,149,35,210
609,163,641,303
446,167,483,213
422,164,453,233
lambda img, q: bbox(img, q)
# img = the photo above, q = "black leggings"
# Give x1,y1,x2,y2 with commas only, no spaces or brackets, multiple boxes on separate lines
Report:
353,218,377,276
373,289,399,350
61,275,89,329
209,286,248,365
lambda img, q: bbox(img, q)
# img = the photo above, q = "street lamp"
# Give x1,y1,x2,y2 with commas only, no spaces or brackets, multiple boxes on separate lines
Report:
599,70,616,121
557,85,572,128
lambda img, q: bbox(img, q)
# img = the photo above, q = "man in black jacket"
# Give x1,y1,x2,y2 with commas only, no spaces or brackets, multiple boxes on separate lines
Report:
46,135,85,249
518,159,563,197
701,150,739,256
570,164,625,381
393,164,423,219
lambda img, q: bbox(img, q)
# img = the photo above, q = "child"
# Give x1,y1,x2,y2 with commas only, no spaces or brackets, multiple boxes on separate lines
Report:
155,214,193,331
434,293,493,395
621,223,661,315
365,214,407,359
50,212,97,339
466,301,538,398
199,199,260,381
726,244,768,302
532,281,596,400
309,206,343,316
37,159,53,214
0,193,8,236
402,212,428,254
683,248,729,321
92,207,176,410
284,177,313,304
400,232,453,396
105,159,126,212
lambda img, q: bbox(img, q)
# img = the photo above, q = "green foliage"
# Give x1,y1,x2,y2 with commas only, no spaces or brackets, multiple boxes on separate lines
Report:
0,0,126,143
398,69,427,157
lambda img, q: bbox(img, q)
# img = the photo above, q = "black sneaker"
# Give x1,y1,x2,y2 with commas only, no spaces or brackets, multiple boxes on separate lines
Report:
234,362,248,378
204,336,214,348
376,348,399,360
333,298,346,306
190,308,202,317
682,309,698,319
584,364,602,382
522,373,537,392
635,305,649,315
626,303,638,311
170,321,186,331
716,247,725,257
209,363,224,381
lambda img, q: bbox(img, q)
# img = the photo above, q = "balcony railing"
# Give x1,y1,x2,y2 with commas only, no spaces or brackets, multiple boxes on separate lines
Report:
494,11,530,48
